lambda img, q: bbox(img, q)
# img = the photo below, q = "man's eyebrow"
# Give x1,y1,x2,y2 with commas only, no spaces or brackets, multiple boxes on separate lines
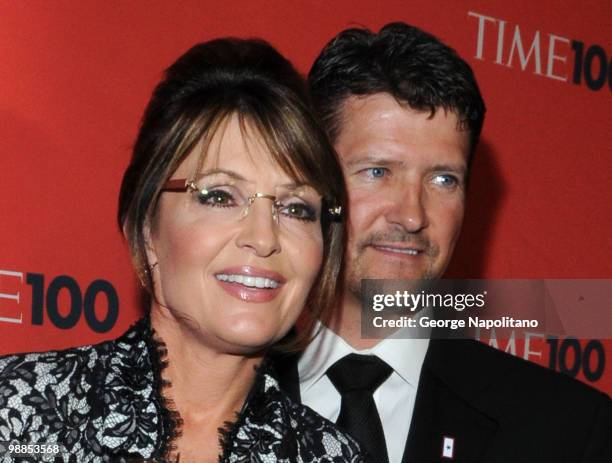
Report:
345,156,466,174
428,163,467,176
345,155,404,168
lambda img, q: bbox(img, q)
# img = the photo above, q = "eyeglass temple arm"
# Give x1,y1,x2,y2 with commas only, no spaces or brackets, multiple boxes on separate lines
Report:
161,178,197,191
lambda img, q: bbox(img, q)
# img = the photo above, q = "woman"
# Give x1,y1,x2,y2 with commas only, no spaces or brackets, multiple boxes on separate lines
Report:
0,38,363,462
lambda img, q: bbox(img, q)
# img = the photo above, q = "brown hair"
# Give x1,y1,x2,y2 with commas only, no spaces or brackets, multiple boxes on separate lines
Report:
118,38,346,350
309,22,486,165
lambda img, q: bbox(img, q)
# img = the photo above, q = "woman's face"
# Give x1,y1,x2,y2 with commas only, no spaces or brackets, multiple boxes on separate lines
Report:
147,115,324,354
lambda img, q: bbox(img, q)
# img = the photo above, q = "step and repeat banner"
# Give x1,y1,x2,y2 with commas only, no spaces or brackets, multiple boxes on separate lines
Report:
1,1,610,395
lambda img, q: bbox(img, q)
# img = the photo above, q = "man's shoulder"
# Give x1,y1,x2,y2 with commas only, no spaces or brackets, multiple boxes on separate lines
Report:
426,338,611,435
421,339,611,460
436,338,609,402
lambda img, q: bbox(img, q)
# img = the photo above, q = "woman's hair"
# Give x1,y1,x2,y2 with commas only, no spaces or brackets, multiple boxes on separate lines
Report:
118,38,346,350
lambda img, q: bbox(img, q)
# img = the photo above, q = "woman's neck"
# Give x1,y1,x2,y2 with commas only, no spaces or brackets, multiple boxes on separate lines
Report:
150,308,263,425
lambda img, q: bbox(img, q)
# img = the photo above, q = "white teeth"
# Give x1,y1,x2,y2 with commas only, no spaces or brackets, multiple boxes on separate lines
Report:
215,274,279,289
379,246,419,256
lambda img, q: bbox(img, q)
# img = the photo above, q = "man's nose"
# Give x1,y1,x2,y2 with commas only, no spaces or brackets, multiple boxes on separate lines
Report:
234,197,281,257
384,182,429,232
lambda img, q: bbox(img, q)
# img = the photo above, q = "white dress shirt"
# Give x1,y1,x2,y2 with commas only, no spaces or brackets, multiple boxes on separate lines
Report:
298,323,429,463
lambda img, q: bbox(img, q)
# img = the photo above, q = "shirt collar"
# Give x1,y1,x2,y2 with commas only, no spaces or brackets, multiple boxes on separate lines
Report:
298,321,429,392
298,321,355,391
370,331,429,386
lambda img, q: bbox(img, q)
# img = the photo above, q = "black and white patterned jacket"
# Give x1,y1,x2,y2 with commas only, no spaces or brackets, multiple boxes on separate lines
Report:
0,318,363,462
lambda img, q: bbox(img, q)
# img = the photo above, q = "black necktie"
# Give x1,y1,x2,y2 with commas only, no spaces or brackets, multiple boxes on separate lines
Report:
327,354,393,463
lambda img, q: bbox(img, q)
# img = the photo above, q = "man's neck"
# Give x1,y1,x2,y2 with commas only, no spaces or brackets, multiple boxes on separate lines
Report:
326,291,382,350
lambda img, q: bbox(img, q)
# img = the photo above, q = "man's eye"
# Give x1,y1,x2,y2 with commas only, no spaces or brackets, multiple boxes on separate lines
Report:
432,174,459,188
279,202,317,222
196,189,236,207
362,167,388,179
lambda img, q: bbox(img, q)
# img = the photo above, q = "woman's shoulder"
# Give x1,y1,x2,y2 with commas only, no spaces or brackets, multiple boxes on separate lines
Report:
0,317,160,458
279,387,365,461
0,339,114,456
0,317,149,385
0,338,112,398
222,360,364,462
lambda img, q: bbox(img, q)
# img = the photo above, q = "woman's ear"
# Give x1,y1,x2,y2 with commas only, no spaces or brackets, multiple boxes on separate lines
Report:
143,219,159,267
121,222,129,241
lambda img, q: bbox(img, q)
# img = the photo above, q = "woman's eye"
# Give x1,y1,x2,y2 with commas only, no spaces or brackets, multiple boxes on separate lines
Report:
196,189,235,207
432,174,459,188
279,202,317,222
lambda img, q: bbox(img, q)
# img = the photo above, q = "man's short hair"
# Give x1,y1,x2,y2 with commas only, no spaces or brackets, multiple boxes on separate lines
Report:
308,22,486,160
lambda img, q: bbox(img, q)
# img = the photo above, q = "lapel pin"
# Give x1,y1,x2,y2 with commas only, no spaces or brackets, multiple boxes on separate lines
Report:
442,436,455,459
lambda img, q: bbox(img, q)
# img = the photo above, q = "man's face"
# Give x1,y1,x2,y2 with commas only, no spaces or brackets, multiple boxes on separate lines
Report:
334,93,470,296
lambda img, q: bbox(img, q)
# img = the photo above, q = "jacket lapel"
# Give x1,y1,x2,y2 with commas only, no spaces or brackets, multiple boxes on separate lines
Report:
402,339,498,463
273,338,500,463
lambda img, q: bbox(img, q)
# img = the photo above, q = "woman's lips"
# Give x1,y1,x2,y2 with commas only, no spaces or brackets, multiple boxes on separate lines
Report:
214,266,285,303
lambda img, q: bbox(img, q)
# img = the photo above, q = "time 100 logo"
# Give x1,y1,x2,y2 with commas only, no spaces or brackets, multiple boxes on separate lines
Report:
1,270,119,333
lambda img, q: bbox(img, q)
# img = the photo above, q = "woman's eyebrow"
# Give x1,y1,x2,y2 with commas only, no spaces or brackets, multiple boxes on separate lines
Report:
196,169,247,181
196,170,315,190
277,181,316,190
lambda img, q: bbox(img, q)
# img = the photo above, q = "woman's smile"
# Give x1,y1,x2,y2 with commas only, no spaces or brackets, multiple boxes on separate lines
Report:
214,265,286,303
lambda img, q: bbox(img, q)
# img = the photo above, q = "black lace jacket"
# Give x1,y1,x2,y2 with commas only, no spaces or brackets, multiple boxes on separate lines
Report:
0,318,363,462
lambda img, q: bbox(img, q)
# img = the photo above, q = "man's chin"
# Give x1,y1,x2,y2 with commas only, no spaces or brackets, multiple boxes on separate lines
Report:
345,251,441,297
347,270,428,298
350,261,435,281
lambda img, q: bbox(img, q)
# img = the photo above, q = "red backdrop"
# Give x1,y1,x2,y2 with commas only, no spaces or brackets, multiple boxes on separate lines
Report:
1,1,610,394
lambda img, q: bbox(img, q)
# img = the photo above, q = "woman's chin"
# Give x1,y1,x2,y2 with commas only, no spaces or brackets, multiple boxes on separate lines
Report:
213,319,287,353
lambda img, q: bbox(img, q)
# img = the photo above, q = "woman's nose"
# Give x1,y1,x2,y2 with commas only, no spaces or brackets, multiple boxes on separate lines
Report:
234,196,281,257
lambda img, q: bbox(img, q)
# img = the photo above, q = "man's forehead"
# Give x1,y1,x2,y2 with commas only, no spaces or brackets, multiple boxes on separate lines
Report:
337,93,464,131
334,93,470,167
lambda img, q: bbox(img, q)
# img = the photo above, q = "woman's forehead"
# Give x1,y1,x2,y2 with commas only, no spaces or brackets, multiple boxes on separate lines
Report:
205,116,276,166
181,114,317,188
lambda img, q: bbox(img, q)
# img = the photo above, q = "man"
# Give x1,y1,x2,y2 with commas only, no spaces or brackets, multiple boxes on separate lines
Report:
275,23,611,462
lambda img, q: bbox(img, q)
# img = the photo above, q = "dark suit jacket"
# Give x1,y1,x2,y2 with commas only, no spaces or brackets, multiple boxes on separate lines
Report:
273,339,612,463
